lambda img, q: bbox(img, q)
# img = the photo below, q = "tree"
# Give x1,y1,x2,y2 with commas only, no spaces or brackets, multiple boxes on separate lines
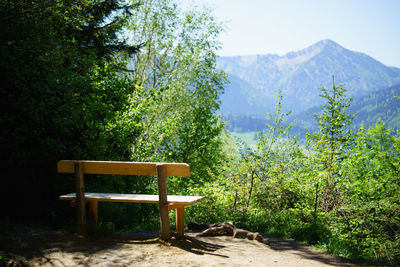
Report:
0,0,140,223
126,0,228,189
308,79,355,212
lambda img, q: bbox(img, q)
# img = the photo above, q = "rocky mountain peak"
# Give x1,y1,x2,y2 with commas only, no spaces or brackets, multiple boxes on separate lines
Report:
315,38,340,47
218,39,400,115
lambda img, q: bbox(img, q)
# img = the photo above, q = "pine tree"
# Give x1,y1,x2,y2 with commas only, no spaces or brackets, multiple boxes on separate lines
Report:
309,78,355,211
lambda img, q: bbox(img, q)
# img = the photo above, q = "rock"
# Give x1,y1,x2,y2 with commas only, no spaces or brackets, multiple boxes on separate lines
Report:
192,221,266,244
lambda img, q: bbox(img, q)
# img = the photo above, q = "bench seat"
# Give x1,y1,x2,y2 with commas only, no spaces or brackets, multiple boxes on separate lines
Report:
58,160,202,239
59,193,204,206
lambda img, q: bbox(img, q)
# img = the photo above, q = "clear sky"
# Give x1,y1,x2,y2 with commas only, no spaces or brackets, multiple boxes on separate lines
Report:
181,0,400,68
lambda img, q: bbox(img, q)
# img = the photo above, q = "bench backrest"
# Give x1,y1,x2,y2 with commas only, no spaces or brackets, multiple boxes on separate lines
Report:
57,160,190,177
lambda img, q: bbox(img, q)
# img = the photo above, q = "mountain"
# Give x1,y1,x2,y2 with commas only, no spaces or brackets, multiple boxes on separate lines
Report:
350,84,400,128
290,84,400,133
218,39,400,116
224,84,400,134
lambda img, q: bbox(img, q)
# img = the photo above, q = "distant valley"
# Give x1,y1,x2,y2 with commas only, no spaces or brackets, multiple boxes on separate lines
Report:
218,39,400,133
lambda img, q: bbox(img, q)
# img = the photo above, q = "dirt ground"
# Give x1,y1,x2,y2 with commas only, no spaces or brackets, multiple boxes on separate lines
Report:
0,227,366,266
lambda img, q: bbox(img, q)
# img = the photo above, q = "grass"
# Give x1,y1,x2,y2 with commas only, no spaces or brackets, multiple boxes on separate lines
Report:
229,131,258,150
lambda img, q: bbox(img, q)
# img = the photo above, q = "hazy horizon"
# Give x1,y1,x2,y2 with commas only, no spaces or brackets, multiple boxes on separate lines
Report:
180,0,400,68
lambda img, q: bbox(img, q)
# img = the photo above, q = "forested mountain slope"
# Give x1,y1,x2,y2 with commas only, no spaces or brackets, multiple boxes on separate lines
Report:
224,84,400,133
290,84,400,134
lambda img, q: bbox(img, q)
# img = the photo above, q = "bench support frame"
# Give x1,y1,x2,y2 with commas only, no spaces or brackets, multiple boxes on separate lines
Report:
175,206,185,235
75,161,86,236
72,161,179,239
85,201,186,236
88,200,98,232
156,164,170,240
60,160,198,240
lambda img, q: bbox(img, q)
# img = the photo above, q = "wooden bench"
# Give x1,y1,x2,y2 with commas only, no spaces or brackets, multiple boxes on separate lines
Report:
58,160,204,239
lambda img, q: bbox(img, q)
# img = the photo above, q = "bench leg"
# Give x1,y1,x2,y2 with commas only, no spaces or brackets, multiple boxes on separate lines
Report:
88,200,98,232
75,161,86,236
175,206,185,236
157,164,171,240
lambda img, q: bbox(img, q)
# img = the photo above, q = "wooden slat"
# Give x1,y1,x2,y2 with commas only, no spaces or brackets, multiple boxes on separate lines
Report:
57,160,190,177
59,193,204,206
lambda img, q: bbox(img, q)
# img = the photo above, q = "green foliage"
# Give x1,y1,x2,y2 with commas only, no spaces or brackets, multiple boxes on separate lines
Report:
126,0,227,189
0,0,227,231
333,121,400,263
190,93,313,230
0,0,141,223
1,1,399,265
307,80,355,212
193,88,399,265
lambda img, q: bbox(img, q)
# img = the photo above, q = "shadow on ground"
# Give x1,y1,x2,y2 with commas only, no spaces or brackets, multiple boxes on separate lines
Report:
0,227,369,266
263,236,367,266
0,227,228,265
167,235,227,258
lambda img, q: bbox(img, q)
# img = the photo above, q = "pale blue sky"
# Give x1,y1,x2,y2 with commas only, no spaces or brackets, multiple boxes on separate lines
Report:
181,0,400,68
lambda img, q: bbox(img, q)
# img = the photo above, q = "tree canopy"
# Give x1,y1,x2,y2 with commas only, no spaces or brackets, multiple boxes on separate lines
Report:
0,0,140,221
0,0,227,224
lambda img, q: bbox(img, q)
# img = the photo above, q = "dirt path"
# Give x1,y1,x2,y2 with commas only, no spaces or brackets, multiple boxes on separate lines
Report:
0,227,365,266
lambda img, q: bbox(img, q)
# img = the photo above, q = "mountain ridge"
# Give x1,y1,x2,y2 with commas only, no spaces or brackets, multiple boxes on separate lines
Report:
218,39,400,116
223,83,400,134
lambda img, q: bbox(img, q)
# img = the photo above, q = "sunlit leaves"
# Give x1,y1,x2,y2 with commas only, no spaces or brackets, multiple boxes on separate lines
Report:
126,0,227,186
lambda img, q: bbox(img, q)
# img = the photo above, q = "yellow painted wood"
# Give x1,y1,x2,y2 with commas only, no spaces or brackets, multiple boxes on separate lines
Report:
57,160,190,177
168,205,183,211
157,164,170,240
59,193,204,205
175,206,185,236
88,200,98,233
58,160,203,239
